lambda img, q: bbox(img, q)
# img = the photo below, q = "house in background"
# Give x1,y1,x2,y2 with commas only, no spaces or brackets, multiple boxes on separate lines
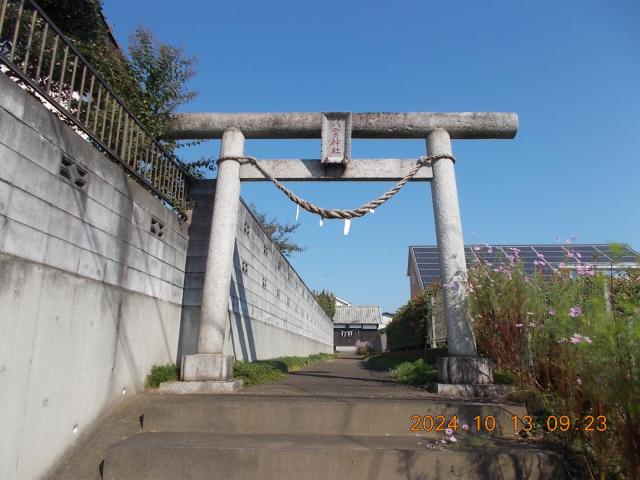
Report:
333,305,382,353
335,296,351,307
381,312,394,328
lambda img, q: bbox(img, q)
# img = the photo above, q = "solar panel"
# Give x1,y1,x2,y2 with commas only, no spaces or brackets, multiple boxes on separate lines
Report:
410,243,639,288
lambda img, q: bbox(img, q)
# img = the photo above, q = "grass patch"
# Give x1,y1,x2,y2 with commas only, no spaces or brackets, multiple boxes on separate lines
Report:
493,368,518,385
364,353,417,371
234,353,336,387
389,358,439,385
145,363,180,389
365,354,438,385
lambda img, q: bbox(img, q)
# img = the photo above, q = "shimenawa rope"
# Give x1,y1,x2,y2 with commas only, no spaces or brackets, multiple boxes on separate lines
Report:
217,154,454,220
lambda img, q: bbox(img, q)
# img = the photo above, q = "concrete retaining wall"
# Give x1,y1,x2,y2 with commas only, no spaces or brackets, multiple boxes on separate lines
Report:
179,180,333,361
0,74,188,479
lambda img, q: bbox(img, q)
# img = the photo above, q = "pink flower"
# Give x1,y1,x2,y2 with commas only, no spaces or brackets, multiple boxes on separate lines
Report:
570,333,583,344
462,424,469,431
473,246,481,251
559,262,566,268
548,308,556,316
448,436,458,443
584,336,592,344
445,427,454,436
576,264,595,276
515,323,524,328
569,306,582,318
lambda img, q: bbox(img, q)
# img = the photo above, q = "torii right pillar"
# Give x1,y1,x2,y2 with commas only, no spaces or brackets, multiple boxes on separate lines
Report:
427,128,493,390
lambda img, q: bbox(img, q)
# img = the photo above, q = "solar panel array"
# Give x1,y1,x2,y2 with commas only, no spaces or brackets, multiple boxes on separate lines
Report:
410,244,640,288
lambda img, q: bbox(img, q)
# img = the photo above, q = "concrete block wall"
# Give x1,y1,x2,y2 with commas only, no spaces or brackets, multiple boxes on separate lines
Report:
179,180,333,361
0,74,188,479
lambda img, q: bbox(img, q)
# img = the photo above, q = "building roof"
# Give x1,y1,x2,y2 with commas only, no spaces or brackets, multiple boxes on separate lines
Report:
334,306,382,325
334,296,351,306
409,244,640,289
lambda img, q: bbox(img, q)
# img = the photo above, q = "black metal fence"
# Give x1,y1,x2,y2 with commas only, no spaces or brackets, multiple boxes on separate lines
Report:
0,0,189,216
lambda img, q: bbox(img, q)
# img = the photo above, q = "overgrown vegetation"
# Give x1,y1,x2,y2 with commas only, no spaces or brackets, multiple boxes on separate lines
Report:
313,290,336,319
467,245,640,479
248,203,306,258
234,353,336,387
144,363,180,389
385,284,440,350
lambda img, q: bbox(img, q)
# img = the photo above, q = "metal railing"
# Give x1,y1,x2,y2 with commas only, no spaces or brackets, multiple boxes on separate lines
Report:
0,0,189,216
427,295,447,348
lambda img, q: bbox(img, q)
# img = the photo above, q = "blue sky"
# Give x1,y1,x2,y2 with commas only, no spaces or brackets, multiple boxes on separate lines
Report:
103,0,639,313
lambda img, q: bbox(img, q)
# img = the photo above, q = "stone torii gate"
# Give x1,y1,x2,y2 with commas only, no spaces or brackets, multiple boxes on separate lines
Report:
162,112,518,394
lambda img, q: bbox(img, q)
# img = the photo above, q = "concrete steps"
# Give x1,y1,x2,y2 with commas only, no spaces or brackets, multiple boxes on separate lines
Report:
103,432,566,480
142,394,526,439
101,394,567,479
96,357,569,479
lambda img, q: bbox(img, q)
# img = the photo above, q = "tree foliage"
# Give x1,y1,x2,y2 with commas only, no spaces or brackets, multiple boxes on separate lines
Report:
386,285,440,350
248,203,305,258
313,290,336,319
127,26,197,138
37,1,209,176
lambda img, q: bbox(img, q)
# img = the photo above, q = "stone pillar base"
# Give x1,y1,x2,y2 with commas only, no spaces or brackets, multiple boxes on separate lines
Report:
438,356,493,384
429,383,514,399
181,354,235,382
159,379,243,394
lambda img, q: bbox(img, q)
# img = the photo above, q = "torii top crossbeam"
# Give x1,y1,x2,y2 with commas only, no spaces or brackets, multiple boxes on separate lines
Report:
166,112,518,140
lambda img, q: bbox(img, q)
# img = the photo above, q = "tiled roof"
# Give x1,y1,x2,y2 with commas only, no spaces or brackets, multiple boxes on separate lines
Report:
334,306,382,325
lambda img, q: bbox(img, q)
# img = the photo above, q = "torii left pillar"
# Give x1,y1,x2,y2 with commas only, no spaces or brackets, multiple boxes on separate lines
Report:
162,128,244,393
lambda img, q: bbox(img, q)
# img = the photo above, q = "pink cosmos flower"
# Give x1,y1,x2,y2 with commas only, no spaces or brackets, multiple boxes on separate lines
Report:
576,264,595,276
445,428,454,436
462,424,470,431
569,306,582,318
570,333,583,344
448,436,457,443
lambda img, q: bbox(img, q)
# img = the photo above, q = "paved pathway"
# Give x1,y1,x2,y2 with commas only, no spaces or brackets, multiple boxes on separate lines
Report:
239,353,434,399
